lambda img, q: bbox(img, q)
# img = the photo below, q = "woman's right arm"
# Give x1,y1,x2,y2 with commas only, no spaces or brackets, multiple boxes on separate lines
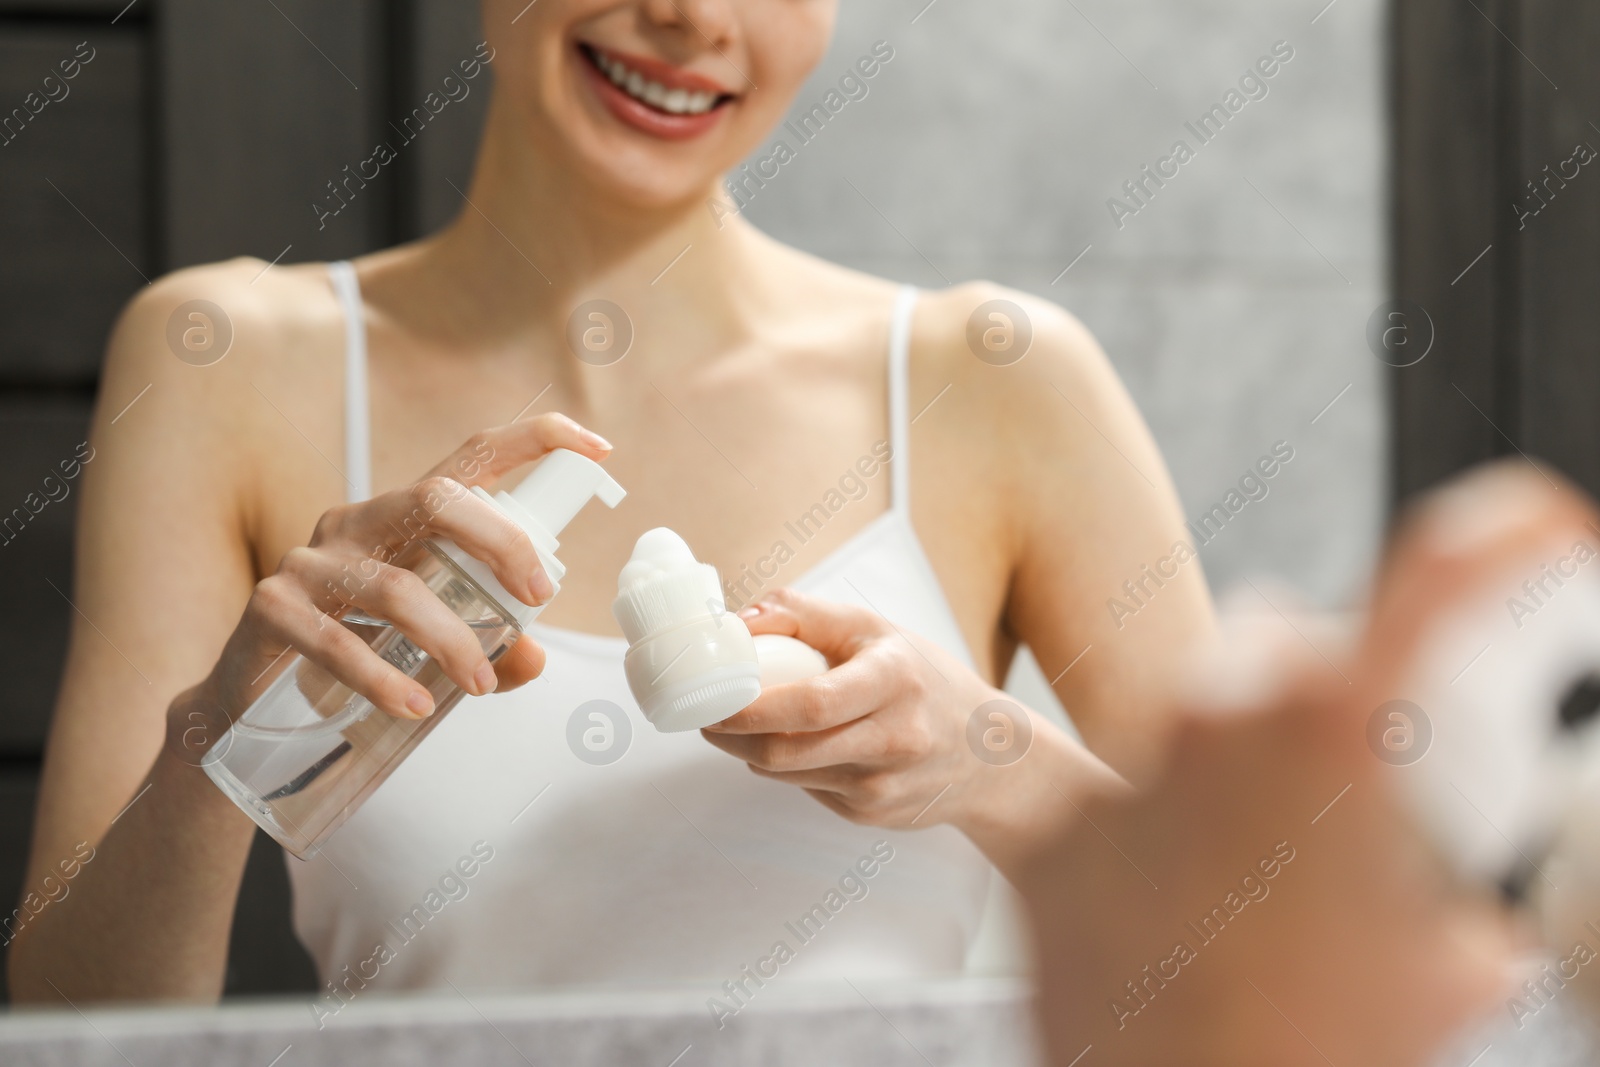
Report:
7,265,606,1003
6,268,267,1004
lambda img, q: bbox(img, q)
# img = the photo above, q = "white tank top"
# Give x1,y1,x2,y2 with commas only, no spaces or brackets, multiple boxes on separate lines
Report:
289,264,1000,992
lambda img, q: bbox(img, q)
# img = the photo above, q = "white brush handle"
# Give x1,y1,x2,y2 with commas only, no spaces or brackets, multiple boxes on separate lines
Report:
753,634,828,687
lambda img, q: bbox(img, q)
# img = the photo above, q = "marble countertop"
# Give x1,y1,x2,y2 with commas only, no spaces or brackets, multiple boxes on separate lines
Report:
0,978,1037,1067
2,976,1594,1066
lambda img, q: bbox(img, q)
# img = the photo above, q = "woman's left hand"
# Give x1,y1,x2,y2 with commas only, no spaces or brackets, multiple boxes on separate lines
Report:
700,588,1125,873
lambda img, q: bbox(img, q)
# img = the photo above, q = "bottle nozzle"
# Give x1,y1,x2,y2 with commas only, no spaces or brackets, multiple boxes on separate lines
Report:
505,449,626,537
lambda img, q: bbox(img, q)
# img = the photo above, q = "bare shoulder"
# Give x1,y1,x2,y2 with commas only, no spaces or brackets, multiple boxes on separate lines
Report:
908,282,1134,472
99,257,345,436
912,281,1112,400
101,257,340,404
744,248,1129,465
92,257,349,539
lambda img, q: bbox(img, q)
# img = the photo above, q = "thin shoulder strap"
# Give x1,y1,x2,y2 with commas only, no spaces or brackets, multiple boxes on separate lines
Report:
327,261,372,504
887,284,919,514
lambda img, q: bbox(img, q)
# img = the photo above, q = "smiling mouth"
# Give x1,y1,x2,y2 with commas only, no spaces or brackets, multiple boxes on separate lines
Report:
578,43,734,118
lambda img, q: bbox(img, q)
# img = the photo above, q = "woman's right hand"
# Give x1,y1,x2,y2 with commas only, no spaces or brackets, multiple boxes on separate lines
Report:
176,414,611,746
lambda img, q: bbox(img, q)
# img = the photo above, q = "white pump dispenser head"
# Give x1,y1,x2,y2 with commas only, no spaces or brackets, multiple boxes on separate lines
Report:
612,528,826,731
509,449,628,537
440,449,626,626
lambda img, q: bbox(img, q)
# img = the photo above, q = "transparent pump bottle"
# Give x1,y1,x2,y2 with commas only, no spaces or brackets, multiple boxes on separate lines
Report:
203,450,626,858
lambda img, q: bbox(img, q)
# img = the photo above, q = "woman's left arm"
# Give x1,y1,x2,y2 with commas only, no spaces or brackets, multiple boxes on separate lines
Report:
702,287,1213,875
987,289,1217,775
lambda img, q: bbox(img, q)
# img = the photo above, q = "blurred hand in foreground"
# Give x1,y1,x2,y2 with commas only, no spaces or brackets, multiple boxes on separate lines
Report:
1017,462,1600,1067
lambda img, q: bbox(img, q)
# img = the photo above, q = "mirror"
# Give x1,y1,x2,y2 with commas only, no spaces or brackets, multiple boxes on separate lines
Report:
3,0,1594,1063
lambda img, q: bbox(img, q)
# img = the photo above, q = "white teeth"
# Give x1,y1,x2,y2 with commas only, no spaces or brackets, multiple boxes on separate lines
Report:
589,48,720,115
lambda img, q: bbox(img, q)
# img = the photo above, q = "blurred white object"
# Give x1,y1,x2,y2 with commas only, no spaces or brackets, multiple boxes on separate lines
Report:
1398,554,1600,893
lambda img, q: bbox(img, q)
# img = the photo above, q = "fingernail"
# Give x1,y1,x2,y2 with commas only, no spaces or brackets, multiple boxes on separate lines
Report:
737,604,763,619
529,569,554,603
474,662,498,696
407,691,435,717
579,428,612,451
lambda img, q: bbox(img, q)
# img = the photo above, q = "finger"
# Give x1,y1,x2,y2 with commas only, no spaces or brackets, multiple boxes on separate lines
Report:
318,479,552,606
702,716,887,771
239,575,435,719
705,649,896,735
424,413,612,487
737,588,890,663
1360,461,1600,700
492,632,546,692
280,548,500,697
747,763,854,793
803,788,860,824
750,766,917,823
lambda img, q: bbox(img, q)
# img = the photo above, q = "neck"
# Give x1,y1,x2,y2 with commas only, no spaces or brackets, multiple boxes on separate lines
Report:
423,97,771,351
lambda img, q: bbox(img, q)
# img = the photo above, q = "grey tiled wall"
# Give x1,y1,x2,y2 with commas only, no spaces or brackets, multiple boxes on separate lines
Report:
741,0,1387,611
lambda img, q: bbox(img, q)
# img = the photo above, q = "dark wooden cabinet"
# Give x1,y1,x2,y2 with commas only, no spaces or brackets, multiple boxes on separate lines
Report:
1393,0,1600,502
0,24,147,382
0,0,488,1000
160,0,390,267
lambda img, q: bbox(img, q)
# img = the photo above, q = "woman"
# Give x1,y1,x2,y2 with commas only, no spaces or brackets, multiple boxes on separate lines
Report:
10,0,1210,1003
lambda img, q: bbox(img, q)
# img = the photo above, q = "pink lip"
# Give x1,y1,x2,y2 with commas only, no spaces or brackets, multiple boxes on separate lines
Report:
575,43,735,142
